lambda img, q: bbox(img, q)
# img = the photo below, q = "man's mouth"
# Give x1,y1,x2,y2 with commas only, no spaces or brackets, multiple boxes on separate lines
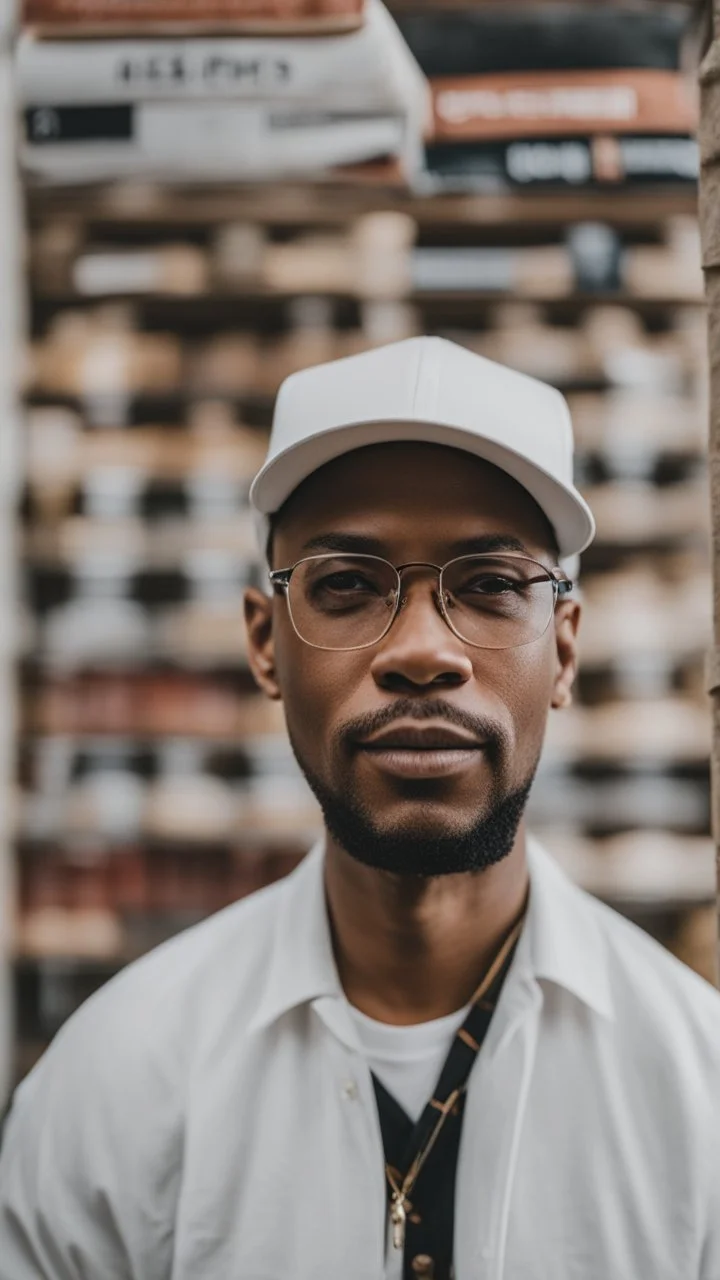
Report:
356,722,486,779
358,722,486,751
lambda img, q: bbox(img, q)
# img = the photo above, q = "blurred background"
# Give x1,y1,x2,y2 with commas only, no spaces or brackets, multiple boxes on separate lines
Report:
0,0,715,1105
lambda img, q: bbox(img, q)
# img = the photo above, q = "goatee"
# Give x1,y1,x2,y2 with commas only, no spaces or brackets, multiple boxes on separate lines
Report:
294,756,536,877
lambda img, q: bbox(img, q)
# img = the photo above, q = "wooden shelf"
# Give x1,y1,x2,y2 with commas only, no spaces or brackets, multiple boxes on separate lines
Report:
20,728,275,747
20,654,256,680
17,729,712,773
29,288,705,341
18,648,710,704
25,183,699,233
16,830,315,855
22,373,616,417
10,881,712,984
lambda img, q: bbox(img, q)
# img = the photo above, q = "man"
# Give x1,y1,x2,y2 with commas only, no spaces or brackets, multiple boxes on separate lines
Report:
1,336,720,1280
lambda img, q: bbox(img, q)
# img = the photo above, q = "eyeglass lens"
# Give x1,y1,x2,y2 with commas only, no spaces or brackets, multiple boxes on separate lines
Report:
285,554,557,651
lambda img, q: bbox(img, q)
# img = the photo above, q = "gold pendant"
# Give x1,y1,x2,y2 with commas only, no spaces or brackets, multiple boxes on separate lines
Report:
391,1193,407,1250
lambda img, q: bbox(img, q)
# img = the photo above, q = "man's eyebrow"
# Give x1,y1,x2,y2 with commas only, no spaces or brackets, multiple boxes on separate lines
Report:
446,535,533,557
299,532,534,556
300,533,386,554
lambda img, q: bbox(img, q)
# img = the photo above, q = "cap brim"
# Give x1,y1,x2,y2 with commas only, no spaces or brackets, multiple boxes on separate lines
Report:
250,418,595,560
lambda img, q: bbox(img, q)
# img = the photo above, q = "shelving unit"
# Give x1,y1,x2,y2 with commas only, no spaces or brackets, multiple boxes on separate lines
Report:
5,0,715,1096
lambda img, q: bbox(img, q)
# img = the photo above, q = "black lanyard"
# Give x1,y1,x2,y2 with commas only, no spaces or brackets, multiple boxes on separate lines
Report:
371,917,523,1280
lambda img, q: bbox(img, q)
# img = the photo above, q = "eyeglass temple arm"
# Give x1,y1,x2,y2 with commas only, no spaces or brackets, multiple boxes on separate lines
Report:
525,573,573,595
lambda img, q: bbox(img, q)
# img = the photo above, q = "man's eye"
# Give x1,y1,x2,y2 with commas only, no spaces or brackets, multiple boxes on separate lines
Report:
320,572,377,592
464,575,521,595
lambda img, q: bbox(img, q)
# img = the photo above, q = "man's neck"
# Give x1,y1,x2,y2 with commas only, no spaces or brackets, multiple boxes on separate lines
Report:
323,825,530,1026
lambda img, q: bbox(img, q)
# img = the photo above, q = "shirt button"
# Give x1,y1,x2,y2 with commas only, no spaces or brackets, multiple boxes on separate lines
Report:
340,1079,358,1101
411,1256,435,1278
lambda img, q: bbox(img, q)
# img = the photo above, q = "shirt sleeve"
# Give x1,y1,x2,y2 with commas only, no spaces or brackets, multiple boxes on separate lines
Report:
0,984,183,1280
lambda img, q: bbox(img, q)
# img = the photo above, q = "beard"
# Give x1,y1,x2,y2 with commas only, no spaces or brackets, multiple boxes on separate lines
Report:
288,701,538,876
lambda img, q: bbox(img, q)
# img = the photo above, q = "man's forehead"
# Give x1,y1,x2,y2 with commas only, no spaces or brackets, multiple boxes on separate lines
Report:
273,440,557,556
300,438,496,480
279,440,529,514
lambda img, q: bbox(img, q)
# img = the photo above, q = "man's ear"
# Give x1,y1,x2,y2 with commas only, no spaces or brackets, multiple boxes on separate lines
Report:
244,587,282,701
551,599,581,710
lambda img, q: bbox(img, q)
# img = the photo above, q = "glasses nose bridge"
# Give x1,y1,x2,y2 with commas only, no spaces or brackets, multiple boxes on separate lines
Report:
396,560,443,583
393,561,446,616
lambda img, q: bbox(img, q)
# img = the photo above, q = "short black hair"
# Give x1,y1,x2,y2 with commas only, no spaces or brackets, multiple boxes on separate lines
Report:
266,513,277,569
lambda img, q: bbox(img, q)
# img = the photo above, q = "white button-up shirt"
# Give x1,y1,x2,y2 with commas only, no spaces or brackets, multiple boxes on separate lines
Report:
2,836,720,1280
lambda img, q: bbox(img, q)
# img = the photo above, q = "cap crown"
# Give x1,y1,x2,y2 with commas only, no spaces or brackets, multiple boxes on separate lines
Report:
251,334,594,562
269,336,574,484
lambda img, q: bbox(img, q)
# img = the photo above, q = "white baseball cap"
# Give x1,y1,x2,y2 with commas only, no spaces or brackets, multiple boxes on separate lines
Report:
250,336,595,560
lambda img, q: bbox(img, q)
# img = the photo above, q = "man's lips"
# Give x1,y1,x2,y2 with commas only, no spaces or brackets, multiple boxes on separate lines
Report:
356,722,486,751
355,722,487,778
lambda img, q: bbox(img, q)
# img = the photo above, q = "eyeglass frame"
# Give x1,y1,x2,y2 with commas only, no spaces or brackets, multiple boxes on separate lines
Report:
268,551,574,652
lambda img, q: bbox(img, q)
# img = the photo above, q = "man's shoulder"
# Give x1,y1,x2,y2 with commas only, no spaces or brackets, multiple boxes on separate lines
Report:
26,865,299,1092
2,866,305,1180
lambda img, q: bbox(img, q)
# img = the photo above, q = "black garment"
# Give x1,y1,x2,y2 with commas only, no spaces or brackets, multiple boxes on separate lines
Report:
395,8,687,78
371,938,519,1280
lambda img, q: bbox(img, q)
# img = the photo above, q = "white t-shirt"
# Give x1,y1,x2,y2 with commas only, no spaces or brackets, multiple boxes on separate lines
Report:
348,1001,471,1123
349,1001,472,1280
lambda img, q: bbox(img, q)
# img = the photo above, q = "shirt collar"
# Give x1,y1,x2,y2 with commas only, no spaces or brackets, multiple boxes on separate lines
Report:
249,834,614,1035
248,841,341,1034
524,834,614,1021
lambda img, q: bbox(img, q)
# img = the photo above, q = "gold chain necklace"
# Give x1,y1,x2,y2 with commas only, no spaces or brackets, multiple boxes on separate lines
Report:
384,914,525,1251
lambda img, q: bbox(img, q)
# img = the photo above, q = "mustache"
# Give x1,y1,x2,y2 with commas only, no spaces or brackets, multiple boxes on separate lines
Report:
337,699,507,760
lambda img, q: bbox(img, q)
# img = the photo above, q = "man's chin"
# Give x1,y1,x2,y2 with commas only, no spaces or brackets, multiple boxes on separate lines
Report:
331,831,502,878
324,780,535,876
343,839,486,879
323,800,524,877
360,798,479,838
290,742,536,878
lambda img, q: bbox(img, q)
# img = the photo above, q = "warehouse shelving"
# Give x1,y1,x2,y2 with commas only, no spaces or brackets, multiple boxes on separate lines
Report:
9,73,715,1085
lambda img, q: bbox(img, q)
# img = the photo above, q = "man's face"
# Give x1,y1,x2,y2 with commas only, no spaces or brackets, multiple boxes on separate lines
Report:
245,442,580,877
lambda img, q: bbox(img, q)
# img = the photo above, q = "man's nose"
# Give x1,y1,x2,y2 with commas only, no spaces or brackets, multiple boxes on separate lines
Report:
369,576,473,690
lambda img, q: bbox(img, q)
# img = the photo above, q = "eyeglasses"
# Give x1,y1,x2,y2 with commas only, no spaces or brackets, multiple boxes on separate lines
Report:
269,552,573,652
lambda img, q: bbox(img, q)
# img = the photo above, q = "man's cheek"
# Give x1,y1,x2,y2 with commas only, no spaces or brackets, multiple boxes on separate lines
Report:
281,665,332,745
512,696,549,775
